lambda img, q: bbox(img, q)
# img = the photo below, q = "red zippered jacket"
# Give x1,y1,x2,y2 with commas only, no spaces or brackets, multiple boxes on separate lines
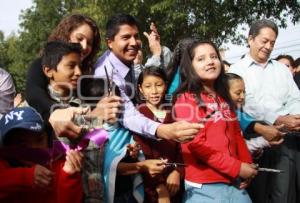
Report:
0,157,83,203
175,92,252,184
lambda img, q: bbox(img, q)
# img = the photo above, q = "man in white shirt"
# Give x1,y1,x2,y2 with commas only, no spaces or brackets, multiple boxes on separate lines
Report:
229,19,300,203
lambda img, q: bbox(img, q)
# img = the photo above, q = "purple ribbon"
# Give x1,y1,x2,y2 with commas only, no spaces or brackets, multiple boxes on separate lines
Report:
53,128,108,153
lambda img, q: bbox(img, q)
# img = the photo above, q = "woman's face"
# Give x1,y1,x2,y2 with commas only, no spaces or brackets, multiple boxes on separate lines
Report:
192,43,221,83
69,23,94,60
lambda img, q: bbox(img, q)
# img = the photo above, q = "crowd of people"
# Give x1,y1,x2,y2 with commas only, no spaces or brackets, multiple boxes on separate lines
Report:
0,13,300,203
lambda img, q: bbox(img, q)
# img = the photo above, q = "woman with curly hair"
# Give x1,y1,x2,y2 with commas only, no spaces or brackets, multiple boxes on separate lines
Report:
25,14,101,122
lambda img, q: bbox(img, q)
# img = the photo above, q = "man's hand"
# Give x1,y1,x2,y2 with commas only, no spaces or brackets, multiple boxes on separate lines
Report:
49,107,88,139
156,121,204,143
275,115,300,131
34,164,53,189
89,95,122,123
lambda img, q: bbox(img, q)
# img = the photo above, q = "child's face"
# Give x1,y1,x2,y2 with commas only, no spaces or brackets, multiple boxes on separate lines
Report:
192,43,221,83
139,75,166,107
229,79,245,108
5,130,48,149
46,52,82,94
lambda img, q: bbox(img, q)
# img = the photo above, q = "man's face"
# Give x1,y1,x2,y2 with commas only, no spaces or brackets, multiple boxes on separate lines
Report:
107,24,141,66
248,27,277,63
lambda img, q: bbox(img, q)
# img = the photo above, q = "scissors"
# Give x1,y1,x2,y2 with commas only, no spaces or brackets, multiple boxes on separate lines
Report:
253,163,283,173
159,157,187,167
104,65,112,95
258,167,283,173
164,162,187,167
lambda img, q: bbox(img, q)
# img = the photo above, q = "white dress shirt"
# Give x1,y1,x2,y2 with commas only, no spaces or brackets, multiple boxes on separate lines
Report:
229,54,300,124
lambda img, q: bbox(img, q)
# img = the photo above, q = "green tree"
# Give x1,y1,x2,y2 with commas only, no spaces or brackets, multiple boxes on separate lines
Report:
93,0,300,49
2,0,300,92
6,0,77,92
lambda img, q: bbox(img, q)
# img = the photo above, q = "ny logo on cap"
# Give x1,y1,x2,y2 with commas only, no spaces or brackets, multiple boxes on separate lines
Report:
5,110,24,125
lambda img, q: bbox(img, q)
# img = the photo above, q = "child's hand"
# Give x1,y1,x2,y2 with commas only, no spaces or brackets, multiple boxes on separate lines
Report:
140,159,167,177
166,170,180,196
156,184,171,203
49,107,89,139
63,149,84,174
268,138,284,146
239,162,257,179
34,164,54,188
256,124,286,142
239,178,252,189
126,142,140,159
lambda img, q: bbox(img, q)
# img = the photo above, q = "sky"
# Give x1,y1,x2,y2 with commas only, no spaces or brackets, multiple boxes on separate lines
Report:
1,0,300,63
0,0,32,36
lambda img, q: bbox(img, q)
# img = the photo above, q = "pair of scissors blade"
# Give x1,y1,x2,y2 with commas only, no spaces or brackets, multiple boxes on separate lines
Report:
258,167,283,173
104,65,112,95
164,162,187,167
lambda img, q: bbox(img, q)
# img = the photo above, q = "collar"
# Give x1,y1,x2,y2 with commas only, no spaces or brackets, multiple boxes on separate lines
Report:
47,85,81,106
107,50,132,79
243,53,274,68
48,84,65,103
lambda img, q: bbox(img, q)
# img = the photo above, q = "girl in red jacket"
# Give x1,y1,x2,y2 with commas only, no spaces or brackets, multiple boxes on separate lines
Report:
174,40,257,203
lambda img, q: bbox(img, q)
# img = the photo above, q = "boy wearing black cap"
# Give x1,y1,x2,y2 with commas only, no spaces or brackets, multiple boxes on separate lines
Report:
0,107,83,203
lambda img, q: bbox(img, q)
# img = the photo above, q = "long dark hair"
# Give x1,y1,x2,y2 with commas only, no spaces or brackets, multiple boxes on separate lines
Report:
175,40,234,111
137,66,168,104
48,14,100,74
274,54,295,67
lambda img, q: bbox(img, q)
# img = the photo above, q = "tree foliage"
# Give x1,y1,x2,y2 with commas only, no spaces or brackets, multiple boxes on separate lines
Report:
1,0,299,92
